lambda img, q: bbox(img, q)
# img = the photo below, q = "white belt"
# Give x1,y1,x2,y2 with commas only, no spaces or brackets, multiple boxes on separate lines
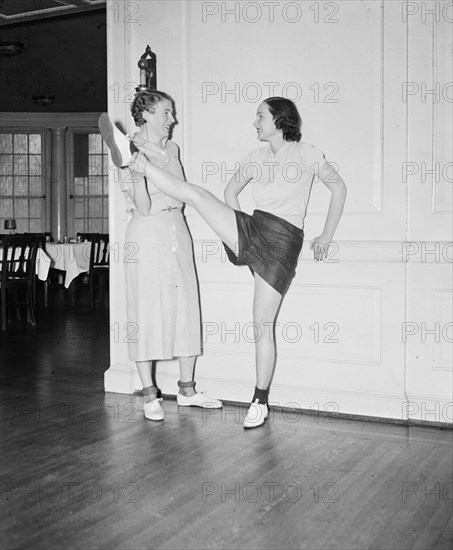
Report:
148,206,182,216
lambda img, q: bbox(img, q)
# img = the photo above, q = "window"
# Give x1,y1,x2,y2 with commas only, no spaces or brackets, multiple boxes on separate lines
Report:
70,131,109,235
0,132,46,232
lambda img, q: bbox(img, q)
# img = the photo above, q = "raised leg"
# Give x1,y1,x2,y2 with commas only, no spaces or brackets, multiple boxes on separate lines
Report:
99,113,239,249
131,151,239,251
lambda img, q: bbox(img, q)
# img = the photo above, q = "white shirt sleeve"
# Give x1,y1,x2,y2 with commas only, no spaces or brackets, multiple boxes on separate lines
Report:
300,143,326,175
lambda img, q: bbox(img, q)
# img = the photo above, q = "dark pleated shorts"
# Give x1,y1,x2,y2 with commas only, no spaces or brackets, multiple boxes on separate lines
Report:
223,209,304,296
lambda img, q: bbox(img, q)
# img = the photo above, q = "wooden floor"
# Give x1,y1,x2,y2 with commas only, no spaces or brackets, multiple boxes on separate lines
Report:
1,300,452,550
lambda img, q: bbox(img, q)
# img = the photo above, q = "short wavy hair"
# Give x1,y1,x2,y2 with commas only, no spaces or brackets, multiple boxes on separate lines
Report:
130,90,174,126
263,97,302,142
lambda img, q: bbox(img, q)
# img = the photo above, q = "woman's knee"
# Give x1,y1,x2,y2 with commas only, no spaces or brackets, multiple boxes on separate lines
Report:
253,301,280,325
252,319,276,345
252,311,277,332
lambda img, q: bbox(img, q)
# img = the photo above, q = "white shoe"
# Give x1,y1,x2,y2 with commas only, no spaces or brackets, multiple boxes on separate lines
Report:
244,399,268,429
176,392,223,408
143,398,164,421
98,113,133,168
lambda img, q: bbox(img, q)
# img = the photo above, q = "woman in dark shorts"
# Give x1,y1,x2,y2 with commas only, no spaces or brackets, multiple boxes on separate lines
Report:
101,97,347,429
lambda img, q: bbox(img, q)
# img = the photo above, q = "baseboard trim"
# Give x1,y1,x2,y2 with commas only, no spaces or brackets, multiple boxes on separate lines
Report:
155,394,453,430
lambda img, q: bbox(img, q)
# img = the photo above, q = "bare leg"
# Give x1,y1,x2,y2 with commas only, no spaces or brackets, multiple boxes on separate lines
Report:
178,356,197,397
136,360,158,402
131,151,238,250
136,360,152,386
252,273,283,390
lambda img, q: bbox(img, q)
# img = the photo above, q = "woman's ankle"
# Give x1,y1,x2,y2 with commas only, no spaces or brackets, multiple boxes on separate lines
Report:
178,380,196,397
142,385,158,403
252,386,270,405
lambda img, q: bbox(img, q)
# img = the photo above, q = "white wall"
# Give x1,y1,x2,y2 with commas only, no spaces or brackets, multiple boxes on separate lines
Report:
104,0,452,424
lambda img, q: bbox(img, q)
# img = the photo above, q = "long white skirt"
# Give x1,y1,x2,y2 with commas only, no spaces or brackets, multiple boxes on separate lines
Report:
125,210,201,362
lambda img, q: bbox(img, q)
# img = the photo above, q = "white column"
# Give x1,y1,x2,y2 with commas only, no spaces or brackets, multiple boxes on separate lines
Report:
104,1,138,393
50,128,67,242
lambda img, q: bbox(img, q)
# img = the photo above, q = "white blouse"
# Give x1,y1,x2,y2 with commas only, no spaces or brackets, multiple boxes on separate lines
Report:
119,138,183,215
239,140,326,229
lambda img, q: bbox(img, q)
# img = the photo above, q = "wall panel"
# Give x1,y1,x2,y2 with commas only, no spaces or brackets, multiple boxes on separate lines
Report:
104,0,452,424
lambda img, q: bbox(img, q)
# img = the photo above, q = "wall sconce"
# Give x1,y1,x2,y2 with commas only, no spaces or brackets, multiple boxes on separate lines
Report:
4,218,17,234
136,45,157,92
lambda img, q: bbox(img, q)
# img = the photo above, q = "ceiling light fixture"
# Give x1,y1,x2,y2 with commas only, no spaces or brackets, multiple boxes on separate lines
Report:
0,42,24,57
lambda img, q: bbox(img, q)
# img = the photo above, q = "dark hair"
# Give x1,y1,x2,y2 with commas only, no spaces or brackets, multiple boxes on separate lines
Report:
130,90,174,126
263,97,302,142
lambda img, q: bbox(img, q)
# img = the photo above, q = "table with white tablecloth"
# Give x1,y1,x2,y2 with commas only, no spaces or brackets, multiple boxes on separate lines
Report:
44,242,91,287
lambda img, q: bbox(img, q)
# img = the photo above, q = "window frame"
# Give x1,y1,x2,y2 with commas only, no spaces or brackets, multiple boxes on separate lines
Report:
66,126,109,237
0,127,51,234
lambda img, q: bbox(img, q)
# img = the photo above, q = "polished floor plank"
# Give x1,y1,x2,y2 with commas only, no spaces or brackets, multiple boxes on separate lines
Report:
1,303,452,550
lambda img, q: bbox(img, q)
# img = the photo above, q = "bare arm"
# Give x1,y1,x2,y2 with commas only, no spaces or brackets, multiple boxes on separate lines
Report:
125,166,152,216
224,167,252,210
310,161,347,261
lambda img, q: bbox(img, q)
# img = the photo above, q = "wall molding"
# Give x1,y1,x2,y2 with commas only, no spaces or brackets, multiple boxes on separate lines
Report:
193,239,453,264
0,112,101,129
372,0,384,213
200,282,382,365
432,17,453,213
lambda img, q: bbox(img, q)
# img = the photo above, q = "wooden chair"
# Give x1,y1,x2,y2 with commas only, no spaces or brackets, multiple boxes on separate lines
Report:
39,235,67,306
77,232,97,243
0,234,39,330
88,234,109,307
74,233,109,306
23,233,47,306
22,232,64,307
